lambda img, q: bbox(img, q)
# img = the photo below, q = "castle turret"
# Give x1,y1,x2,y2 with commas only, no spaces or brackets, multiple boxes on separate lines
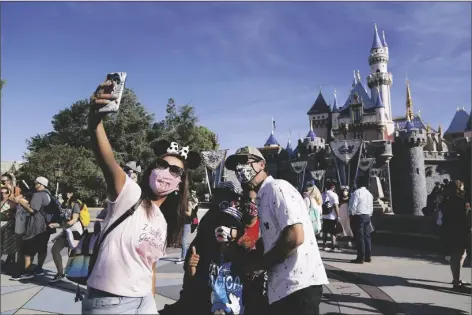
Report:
307,91,331,141
286,130,294,158
367,24,393,128
382,30,388,56
394,114,428,216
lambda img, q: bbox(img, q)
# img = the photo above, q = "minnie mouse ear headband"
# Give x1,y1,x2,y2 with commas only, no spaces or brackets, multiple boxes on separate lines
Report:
152,139,202,170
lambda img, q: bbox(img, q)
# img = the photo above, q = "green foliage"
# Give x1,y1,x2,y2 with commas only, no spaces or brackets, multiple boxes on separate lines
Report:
22,91,218,201
0,79,5,91
19,145,105,202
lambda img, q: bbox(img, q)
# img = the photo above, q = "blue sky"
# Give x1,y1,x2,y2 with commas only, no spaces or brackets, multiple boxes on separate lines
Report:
2,2,471,161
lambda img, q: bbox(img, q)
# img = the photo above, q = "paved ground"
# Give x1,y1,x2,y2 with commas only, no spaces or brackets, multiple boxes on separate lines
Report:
1,208,470,314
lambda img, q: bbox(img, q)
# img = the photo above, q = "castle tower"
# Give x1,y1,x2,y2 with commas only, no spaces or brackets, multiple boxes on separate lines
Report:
367,24,393,134
307,91,331,141
394,114,427,216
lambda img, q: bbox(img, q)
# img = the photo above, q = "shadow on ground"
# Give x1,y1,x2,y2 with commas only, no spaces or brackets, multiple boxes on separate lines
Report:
323,293,470,315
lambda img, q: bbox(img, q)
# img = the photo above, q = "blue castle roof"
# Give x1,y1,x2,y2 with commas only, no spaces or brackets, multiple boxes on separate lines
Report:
445,109,470,135
371,24,383,50
265,133,279,146
306,130,316,141
341,81,375,110
286,141,294,156
405,120,415,131
394,115,427,131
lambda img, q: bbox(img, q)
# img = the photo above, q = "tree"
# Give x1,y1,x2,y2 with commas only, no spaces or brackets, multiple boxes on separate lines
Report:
148,99,218,187
27,89,155,165
23,93,218,199
0,80,5,91
19,145,106,202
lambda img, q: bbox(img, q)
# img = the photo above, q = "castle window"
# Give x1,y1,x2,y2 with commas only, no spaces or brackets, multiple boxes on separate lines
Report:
376,69,380,73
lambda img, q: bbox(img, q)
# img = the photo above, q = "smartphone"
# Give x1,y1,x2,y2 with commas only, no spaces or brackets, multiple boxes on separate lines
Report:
98,72,127,113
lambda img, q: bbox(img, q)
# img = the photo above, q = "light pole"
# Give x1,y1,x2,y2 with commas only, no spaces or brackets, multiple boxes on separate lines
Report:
55,162,63,198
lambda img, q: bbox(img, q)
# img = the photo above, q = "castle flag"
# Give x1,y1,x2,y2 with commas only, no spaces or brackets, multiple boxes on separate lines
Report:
272,118,276,131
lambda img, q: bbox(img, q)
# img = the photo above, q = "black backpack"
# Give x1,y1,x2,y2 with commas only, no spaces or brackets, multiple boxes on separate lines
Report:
322,199,333,215
42,191,62,233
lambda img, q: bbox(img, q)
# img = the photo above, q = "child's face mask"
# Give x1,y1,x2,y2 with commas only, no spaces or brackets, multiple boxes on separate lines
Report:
215,226,238,243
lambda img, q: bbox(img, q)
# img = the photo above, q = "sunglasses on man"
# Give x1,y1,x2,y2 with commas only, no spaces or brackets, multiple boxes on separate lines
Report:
156,158,184,178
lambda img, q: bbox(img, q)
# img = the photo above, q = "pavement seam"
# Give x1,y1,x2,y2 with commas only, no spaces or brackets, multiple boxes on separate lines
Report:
12,284,47,315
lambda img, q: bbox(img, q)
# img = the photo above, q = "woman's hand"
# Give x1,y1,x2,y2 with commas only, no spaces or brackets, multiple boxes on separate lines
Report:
188,246,199,276
49,223,60,229
88,81,116,126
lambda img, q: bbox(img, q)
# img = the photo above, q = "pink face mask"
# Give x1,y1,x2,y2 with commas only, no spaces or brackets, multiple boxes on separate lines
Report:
149,169,181,196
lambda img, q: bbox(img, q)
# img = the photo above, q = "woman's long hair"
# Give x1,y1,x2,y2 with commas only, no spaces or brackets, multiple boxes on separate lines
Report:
306,185,323,206
139,155,190,246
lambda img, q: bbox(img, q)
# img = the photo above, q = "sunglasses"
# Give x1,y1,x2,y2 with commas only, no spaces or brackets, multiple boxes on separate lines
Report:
156,158,184,178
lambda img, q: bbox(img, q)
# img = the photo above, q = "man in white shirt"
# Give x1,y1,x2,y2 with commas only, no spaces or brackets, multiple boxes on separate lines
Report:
348,177,374,264
226,146,329,315
321,182,341,251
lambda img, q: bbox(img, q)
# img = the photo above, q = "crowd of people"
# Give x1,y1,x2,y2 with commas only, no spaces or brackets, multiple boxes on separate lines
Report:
1,79,470,314
0,173,94,282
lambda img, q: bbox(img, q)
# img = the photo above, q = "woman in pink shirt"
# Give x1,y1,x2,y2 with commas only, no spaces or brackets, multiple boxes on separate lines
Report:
83,80,201,314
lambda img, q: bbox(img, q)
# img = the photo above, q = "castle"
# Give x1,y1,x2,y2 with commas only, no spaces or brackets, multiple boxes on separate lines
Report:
254,24,472,216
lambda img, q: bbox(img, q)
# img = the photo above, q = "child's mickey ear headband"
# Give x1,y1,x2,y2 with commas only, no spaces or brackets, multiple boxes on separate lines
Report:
152,139,202,170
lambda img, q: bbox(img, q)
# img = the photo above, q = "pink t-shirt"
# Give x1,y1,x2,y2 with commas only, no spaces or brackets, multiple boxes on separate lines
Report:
87,176,167,297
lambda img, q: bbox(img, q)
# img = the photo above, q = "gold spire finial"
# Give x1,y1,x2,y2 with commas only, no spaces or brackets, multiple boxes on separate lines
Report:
426,124,431,133
406,79,414,121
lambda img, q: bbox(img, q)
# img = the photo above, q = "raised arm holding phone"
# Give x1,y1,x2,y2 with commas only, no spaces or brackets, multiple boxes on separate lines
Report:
82,73,202,314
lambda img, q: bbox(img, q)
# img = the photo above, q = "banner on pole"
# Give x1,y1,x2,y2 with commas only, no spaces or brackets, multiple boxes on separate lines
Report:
201,150,228,171
310,170,326,180
329,140,362,165
290,161,307,174
358,158,375,171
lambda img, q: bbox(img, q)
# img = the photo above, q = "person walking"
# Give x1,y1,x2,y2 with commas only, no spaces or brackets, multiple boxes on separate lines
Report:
303,183,322,237
17,177,54,278
442,180,471,290
83,80,202,314
338,186,354,247
49,188,83,283
225,146,328,315
321,182,341,251
348,177,374,264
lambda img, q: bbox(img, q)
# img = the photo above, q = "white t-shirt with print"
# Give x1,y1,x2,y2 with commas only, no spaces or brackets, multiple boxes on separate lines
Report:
87,176,167,297
257,176,329,305
322,190,339,221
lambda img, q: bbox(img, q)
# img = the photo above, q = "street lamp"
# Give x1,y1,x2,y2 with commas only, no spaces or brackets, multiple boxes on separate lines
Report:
55,162,63,198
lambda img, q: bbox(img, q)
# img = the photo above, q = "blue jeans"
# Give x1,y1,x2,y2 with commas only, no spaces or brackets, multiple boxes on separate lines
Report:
82,290,157,314
353,214,372,261
181,224,191,260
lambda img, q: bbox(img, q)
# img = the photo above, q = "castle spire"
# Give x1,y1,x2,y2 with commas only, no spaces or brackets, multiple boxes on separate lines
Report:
381,30,388,47
332,89,339,113
356,70,361,83
406,79,414,121
371,23,383,50
352,70,357,86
